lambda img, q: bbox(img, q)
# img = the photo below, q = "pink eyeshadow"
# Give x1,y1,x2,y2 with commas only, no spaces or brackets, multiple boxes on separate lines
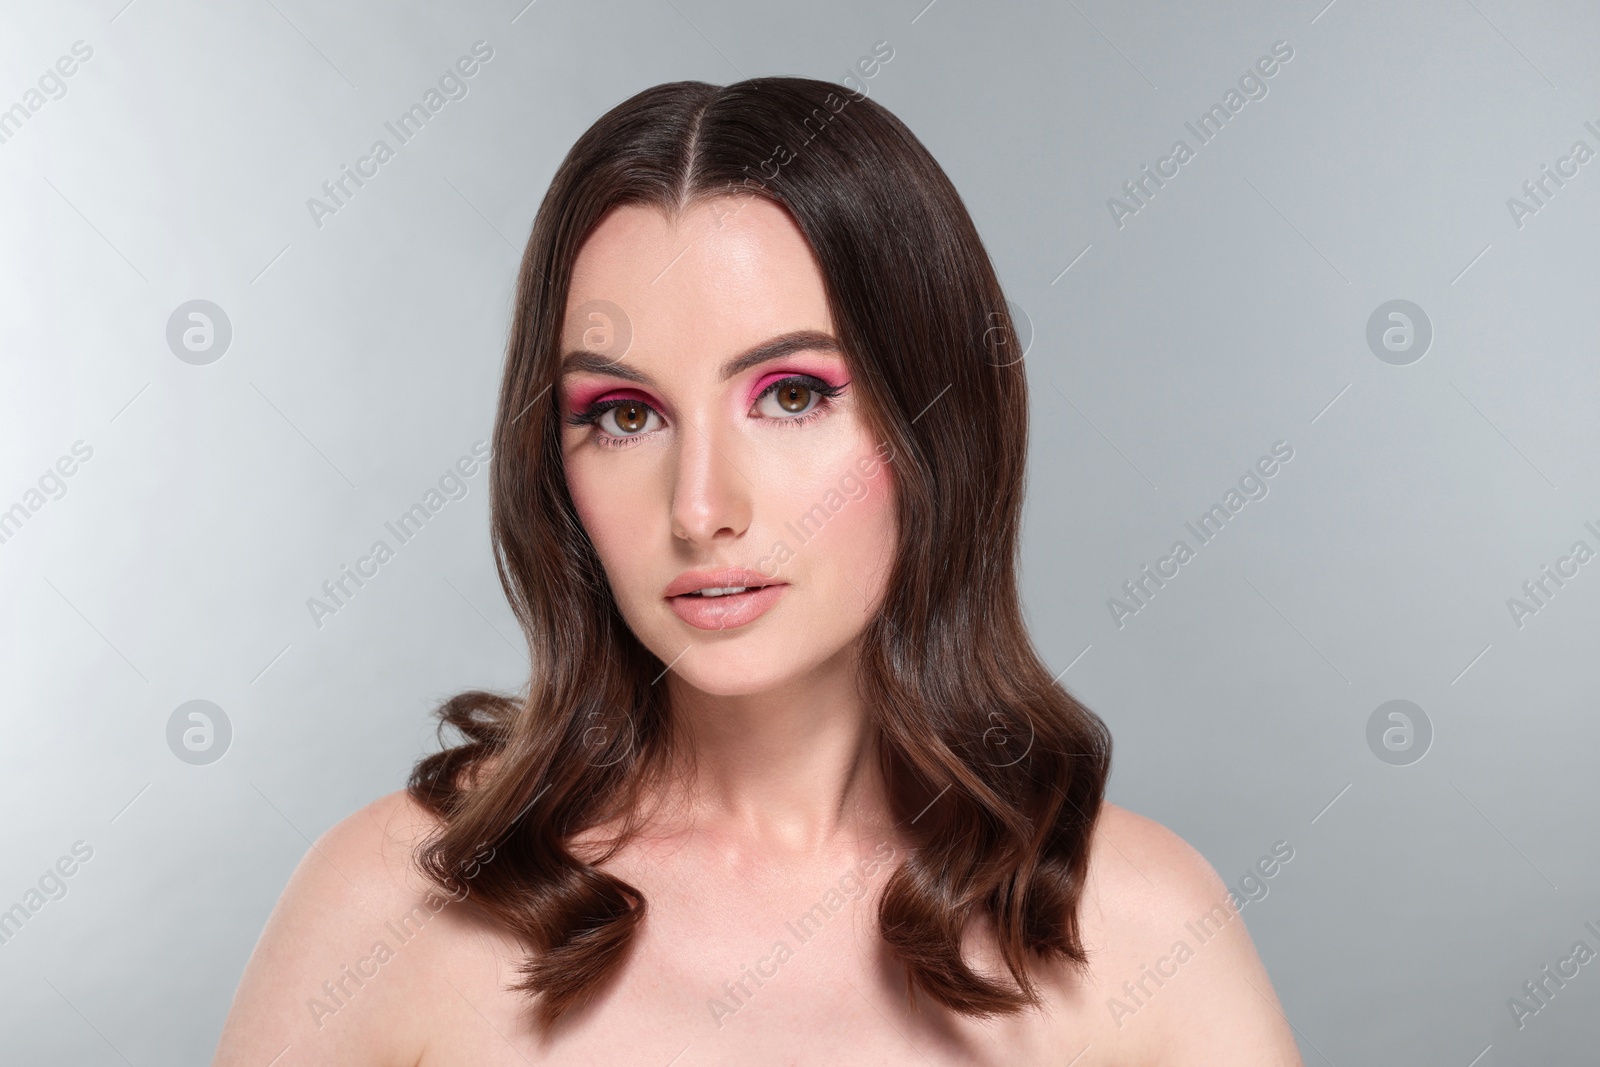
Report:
562,358,851,416
747,365,851,405
562,383,655,416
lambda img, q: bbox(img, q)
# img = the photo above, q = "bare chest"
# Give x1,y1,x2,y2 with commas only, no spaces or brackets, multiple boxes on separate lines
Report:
409,847,1116,1066
417,919,1086,1065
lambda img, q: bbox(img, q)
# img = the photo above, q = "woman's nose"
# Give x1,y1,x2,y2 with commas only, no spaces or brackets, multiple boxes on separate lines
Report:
669,416,753,545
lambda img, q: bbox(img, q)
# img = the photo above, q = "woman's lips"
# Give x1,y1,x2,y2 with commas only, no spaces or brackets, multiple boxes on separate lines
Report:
666,583,788,631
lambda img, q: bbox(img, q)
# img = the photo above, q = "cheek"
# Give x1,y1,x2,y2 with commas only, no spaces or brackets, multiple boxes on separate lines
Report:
842,464,897,574
563,453,600,537
563,453,652,594
785,452,898,598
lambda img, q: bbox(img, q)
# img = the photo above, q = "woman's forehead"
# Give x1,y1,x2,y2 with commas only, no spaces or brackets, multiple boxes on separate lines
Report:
563,199,834,368
568,201,825,312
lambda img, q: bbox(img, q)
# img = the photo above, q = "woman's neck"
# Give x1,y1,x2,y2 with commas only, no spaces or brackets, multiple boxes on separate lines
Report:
658,660,893,855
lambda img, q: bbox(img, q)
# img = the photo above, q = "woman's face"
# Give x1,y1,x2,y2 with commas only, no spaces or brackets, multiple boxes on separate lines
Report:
558,196,897,698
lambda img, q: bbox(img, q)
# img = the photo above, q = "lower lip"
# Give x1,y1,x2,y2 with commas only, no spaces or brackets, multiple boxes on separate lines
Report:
667,584,788,631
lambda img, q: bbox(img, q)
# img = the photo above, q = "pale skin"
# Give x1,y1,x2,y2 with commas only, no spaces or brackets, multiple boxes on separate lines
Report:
213,195,1305,1066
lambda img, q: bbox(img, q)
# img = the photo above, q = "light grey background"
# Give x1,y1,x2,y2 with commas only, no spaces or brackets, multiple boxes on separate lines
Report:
2,0,1596,1063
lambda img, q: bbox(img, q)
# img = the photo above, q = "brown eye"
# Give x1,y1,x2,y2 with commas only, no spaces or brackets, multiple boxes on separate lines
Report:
754,375,840,420
775,382,811,413
592,399,659,438
614,402,648,432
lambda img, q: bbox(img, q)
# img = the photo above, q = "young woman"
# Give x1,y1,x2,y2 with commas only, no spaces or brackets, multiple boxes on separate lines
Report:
215,77,1303,1065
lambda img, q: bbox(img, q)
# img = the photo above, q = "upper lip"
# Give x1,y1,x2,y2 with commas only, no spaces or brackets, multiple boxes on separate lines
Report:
663,568,785,598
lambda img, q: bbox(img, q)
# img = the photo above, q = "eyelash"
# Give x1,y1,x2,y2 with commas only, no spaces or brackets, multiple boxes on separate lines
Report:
567,374,846,449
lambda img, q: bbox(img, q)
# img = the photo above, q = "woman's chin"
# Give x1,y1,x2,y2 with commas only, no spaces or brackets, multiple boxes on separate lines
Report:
665,659,788,699
653,640,815,699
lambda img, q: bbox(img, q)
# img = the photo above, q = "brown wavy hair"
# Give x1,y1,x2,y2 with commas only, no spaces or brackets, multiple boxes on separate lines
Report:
407,75,1112,1028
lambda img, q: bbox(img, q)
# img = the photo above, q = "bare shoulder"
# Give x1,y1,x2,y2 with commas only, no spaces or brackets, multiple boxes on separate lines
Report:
212,789,464,1066
1072,801,1305,1066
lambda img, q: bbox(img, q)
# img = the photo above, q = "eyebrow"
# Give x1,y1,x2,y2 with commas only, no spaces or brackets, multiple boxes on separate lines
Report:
559,328,842,387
